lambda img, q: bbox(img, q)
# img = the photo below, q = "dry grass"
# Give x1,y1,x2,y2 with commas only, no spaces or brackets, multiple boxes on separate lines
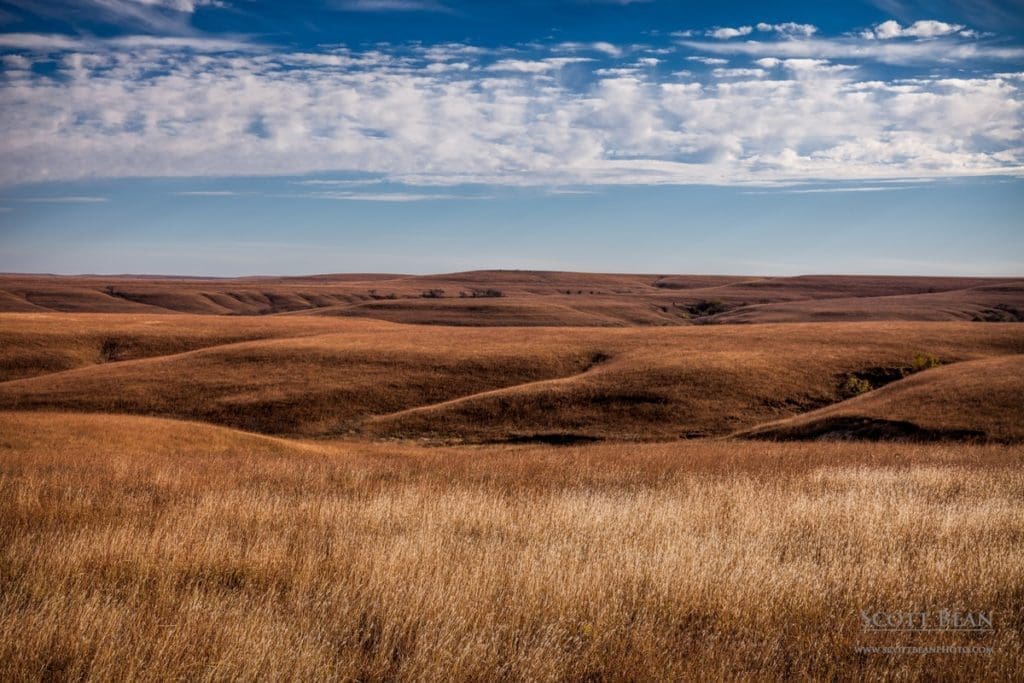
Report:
0,312,357,382
743,355,1024,442
2,272,1020,324
2,301,1021,680
3,315,1021,441
2,411,1022,681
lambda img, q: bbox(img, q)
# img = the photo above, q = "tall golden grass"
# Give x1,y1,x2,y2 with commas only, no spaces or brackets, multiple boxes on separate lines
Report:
2,412,1021,680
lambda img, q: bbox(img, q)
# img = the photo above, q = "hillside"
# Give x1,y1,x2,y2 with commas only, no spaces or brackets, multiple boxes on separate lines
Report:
738,354,1024,443
1,272,1020,325
2,315,1021,442
0,313,357,382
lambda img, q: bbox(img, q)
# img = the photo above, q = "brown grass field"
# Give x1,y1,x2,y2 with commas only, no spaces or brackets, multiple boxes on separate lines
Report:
2,271,1022,324
1,271,1023,680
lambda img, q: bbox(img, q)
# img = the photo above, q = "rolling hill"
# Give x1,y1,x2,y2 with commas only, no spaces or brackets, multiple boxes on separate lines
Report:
1,314,1021,442
738,354,1024,443
1,272,1020,325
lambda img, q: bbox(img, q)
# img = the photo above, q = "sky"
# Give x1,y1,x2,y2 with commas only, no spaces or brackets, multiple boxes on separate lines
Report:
0,0,1022,276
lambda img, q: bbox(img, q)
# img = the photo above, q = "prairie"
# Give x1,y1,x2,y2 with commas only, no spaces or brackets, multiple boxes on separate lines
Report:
1,314,1022,441
0,313,356,382
2,271,1021,324
1,272,1022,680
741,354,1024,442
1,412,1022,680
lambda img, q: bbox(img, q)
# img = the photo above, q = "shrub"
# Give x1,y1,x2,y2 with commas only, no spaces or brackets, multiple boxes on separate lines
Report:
840,375,872,398
911,353,941,372
421,289,445,299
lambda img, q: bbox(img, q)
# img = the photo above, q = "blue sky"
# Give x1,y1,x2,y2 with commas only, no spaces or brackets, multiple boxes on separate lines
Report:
0,0,1022,276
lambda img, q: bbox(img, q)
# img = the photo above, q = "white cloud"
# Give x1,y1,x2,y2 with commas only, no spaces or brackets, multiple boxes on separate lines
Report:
290,179,384,186
678,37,1024,65
173,190,243,196
554,41,623,57
708,26,753,40
589,41,622,57
4,0,226,33
866,19,965,40
781,58,856,73
296,191,477,201
332,0,450,11
0,36,1021,189
712,67,767,78
3,196,109,203
750,185,913,194
425,61,470,72
686,56,728,65
134,0,223,12
485,58,588,73
0,33,91,50
0,32,254,52
756,22,818,37
2,54,32,69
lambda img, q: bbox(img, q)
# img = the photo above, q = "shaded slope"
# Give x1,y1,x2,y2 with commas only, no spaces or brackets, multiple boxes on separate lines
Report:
712,282,1024,324
0,313,365,382
738,355,1024,443
4,285,173,314
2,317,1020,441
302,297,677,326
0,323,611,436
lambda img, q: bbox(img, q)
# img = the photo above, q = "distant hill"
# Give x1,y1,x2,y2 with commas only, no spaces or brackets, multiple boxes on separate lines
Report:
1,272,1020,325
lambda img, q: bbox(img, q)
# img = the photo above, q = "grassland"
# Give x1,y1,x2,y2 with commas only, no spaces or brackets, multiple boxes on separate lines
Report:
1,272,1022,680
2,271,1021,324
2,314,1022,441
1,412,1022,680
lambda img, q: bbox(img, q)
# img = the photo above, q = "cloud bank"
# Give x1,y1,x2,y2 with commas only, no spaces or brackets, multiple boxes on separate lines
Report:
0,22,1021,188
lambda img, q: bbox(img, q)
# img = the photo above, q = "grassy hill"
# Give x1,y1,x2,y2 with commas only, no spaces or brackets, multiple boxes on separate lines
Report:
2,272,1020,325
738,354,1024,442
0,313,355,382
2,315,1021,442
